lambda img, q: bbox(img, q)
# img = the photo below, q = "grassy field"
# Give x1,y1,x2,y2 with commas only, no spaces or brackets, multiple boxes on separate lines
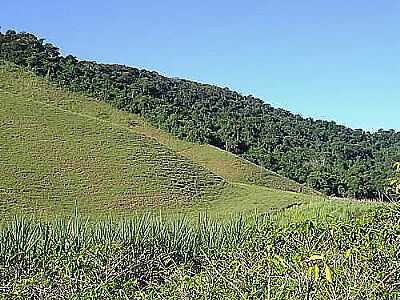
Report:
0,62,319,218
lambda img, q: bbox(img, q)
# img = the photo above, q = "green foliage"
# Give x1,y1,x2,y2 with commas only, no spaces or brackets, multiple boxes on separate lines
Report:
389,162,400,195
1,30,399,198
0,205,399,299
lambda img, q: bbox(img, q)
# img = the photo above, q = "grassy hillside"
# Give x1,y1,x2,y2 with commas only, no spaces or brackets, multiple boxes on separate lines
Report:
0,62,311,193
0,63,320,217
0,64,226,216
130,119,315,194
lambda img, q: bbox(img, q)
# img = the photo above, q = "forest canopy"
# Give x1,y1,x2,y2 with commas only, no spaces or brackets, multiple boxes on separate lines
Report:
1,30,399,198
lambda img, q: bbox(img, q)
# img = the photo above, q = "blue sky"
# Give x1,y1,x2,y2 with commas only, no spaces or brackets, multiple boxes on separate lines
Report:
1,0,399,130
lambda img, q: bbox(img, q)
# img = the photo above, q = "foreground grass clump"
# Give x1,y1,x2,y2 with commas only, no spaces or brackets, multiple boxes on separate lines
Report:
1,205,399,299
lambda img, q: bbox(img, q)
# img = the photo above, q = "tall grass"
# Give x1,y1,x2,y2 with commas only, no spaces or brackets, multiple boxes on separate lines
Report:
0,205,399,299
0,213,256,299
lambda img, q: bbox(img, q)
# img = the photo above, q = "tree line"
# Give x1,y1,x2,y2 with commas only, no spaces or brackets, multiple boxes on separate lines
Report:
1,30,399,198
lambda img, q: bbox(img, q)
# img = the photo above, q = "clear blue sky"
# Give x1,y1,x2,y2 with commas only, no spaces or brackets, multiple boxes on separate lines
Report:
2,0,399,131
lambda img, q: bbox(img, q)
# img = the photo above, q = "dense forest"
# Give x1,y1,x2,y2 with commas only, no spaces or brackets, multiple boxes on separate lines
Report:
1,30,399,198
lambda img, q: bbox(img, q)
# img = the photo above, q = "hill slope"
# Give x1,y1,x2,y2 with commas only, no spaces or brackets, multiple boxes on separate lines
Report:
1,30,399,198
128,118,315,193
0,63,317,217
0,64,225,215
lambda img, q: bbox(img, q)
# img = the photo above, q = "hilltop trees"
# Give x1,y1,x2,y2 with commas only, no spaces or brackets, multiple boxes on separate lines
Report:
1,30,400,198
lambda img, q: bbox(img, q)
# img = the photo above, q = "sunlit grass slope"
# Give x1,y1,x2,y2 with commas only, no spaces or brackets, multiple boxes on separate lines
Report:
0,63,320,217
131,123,316,194
0,63,226,216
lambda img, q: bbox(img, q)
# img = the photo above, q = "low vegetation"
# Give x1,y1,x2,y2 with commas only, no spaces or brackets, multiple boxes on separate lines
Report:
0,202,398,299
